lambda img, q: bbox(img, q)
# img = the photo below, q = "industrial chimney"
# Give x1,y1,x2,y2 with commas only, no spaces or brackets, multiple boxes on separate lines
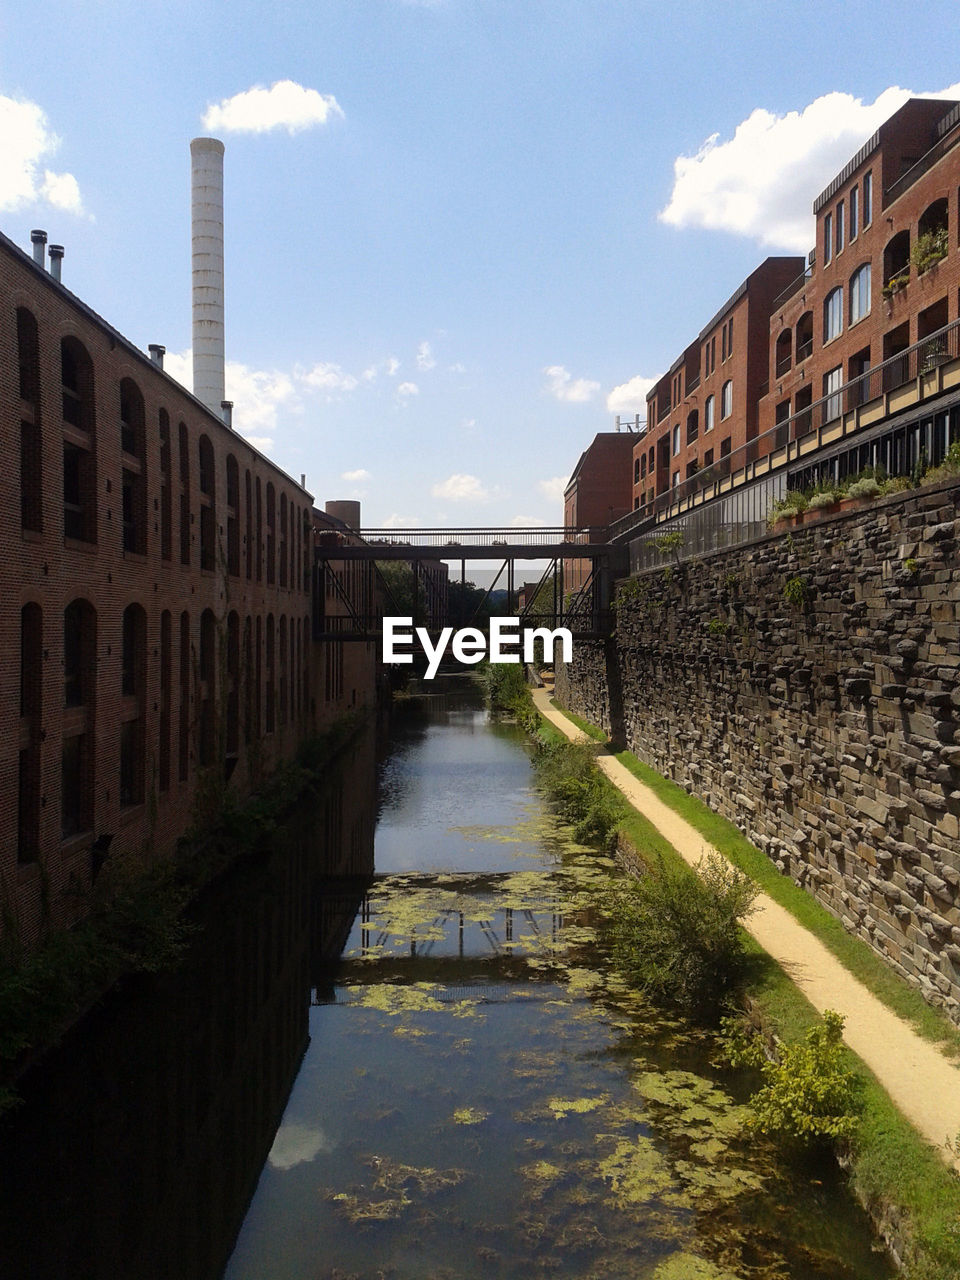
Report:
190,137,226,419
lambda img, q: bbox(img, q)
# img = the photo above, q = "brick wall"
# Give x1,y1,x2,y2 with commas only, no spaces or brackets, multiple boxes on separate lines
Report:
558,478,960,1019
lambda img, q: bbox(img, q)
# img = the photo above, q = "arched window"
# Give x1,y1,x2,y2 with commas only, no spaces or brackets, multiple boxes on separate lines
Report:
159,410,172,561
62,599,96,838
883,229,910,290
279,493,288,588
849,263,871,325
199,609,217,765
775,329,792,377
720,381,732,420
278,615,288,727
120,379,147,554
198,436,216,571
823,287,843,342
19,603,42,863
704,395,714,433
916,198,948,272
120,603,146,807
61,337,97,543
671,424,680,456
179,612,190,781
17,309,42,532
178,423,191,566
226,455,240,576
266,484,276,586
226,611,240,767
796,311,814,363
266,614,276,732
244,470,253,580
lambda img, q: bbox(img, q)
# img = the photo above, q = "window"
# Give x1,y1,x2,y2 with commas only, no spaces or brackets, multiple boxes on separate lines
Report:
61,338,97,543
634,457,640,485
823,365,843,421
266,483,276,585
720,381,732,419
672,424,680,456
796,311,814,363
119,380,146,555
824,211,833,264
704,395,715,432
121,605,145,698
836,200,844,255
179,612,190,782
62,599,96,839
159,611,171,792
120,604,146,807
640,454,646,479
849,263,871,324
18,310,42,532
721,325,727,363
824,287,843,342
159,411,172,560
719,437,731,458
672,471,679,488
862,171,872,227
198,435,216,572
850,185,859,240
19,604,42,863
686,410,698,444
226,455,240,576
726,317,733,358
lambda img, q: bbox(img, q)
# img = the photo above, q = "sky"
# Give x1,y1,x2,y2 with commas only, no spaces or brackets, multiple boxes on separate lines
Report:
3,0,960,532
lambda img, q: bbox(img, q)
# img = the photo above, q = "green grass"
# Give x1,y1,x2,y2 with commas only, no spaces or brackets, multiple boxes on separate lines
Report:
549,697,608,741
547,699,960,1057
535,700,960,1279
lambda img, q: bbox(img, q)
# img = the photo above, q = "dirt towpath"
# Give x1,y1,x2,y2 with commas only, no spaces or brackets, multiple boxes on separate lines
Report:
531,687,960,1168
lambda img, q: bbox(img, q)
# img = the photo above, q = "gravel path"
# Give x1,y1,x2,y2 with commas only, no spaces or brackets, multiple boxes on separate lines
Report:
532,687,960,1168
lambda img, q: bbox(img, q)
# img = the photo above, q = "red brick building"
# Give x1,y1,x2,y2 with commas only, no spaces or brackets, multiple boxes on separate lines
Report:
563,431,635,590
634,257,804,514
1,228,374,950
603,96,960,563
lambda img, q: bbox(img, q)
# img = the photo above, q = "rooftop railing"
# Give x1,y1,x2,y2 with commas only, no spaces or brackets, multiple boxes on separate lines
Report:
606,315,960,545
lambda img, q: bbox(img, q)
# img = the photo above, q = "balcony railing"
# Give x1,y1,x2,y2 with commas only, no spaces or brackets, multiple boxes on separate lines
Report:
775,354,792,377
796,338,813,364
771,267,812,311
607,315,960,545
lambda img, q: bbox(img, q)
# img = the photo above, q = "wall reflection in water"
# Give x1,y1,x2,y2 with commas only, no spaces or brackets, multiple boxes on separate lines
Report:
0,725,376,1280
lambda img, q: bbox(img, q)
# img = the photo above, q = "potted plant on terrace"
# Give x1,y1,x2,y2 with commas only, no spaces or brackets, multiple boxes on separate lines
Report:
767,490,807,530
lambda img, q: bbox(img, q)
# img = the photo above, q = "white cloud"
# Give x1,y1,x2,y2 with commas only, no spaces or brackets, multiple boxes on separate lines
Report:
543,365,600,403
397,381,419,397
606,374,656,417
660,83,960,251
299,361,358,394
202,80,344,135
162,349,296,452
538,477,568,505
386,357,401,377
432,473,489,502
342,468,371,482
0,94,85,215
416,341,436,371
383,512,421,528
510,515,548,527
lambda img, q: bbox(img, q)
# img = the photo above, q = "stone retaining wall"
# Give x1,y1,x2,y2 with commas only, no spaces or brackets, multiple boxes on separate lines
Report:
557,477,960,1018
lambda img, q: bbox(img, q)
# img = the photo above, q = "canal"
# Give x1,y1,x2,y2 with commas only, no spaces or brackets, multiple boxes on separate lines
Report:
0,679,894,1279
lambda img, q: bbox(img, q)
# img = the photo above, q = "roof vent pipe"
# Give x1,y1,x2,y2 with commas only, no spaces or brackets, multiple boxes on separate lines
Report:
31,230,47,266
48,244,64,281
221,400,233,429
149,344,166,369
191,137,226,417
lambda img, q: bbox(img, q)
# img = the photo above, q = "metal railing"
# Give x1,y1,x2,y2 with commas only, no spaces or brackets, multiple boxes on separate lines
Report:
771,267,812,311
354,527,609,550
606,315,960,545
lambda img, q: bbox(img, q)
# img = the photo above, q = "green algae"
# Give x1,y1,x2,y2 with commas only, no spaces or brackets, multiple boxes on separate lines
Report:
597,1134,676,1206
547,1094,611,1120
452,1107,488,1125
652,1255,742,1280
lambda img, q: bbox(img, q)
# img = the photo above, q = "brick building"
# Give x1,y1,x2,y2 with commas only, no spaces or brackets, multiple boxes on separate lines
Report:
563,431,635,591
634,258,804,514
1,228,374,950
603,96,960,562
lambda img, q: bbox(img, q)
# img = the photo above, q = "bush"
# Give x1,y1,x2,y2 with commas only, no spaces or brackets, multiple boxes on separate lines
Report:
807,489,840,510
534,740,624,848
846,476,881,499
767,490,807,526
607,852,757,1017
720,1009,862,1145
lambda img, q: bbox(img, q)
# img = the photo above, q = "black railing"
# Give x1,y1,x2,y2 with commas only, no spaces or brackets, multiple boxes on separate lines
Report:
606,316,960,545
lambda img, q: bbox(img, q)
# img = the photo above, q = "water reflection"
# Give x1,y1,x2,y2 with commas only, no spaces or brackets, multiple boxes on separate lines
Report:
0,726,376,1280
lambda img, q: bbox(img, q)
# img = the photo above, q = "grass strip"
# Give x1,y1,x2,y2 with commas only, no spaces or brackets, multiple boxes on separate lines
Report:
547,699,960,1056
548,697,607,741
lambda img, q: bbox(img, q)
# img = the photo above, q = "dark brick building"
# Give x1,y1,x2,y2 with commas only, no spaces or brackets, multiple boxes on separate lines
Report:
1,228,373,950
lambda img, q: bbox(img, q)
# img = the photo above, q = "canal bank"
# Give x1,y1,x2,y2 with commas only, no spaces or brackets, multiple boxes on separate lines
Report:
533,687,960,1277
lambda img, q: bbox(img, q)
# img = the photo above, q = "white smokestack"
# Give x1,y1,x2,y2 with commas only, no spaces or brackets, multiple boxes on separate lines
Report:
190,137,226,418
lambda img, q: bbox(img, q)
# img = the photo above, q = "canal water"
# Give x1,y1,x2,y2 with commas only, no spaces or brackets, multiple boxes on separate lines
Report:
0,679,894,1279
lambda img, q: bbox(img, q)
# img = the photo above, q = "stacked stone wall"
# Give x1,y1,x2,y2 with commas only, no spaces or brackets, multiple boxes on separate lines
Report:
557,478,960,1018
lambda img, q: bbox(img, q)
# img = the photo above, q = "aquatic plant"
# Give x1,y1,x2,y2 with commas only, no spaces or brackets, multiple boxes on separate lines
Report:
533,740,625,850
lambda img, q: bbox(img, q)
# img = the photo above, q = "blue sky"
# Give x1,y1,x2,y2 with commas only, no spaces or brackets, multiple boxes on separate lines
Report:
3,0,960,528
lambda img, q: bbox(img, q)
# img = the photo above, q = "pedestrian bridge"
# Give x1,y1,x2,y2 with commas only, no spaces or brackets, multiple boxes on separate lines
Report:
313,526,627,641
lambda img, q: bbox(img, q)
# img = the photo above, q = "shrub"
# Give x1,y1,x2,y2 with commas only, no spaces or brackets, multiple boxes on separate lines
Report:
911,227,948,274
767,490,807,526
720,1009,863,1145
534,740,624,849
484,662,537,731
782,576,809,610
607,852,757,1017
807,490,840,510
846,476,881,499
